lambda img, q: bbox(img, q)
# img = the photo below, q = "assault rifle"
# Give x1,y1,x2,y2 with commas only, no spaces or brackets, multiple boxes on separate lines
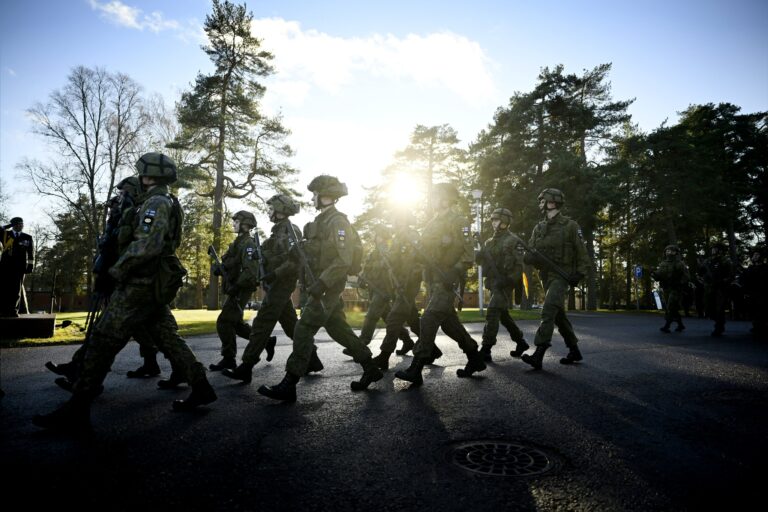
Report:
515,239,579,285
377,246,410,305
473,233,510,304
208,244,243,312
284,223,326,313
252,229,269,291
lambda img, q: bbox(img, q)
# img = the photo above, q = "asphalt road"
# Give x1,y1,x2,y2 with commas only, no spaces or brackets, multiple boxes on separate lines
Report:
1,312,766,511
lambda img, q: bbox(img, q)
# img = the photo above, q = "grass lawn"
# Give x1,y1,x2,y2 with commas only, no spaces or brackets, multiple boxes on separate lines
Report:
2,306,545,348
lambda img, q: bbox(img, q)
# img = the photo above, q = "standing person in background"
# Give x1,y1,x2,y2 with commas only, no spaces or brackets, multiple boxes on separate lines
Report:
0,217,34,317
651,244,690,333
702,241,735,338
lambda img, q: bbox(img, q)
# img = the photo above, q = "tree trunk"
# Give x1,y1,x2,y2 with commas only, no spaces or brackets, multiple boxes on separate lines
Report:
584,228,598,310
207,123,227,310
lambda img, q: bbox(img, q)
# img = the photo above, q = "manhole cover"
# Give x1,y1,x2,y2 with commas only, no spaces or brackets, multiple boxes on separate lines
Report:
449,441,555,477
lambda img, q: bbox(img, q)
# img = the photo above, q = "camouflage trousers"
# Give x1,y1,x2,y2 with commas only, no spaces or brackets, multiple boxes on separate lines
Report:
285,294,371,377
533,277,578,348
662,288,684,325
216,290,252,359
413,282,478,359
73,283,206,395
360,291,412,346
242,284,298,365
482,307,524,346
378,295,420,355
70,322,161,370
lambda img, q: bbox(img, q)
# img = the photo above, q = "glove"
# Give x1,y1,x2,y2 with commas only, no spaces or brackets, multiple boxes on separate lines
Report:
309,280,327,299
25,263,33,274
262,272,276,284
523,252,544,267
568,272,585,287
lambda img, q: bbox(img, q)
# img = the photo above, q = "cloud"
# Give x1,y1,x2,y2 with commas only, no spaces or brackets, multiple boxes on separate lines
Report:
88,0,200,40
252,18,498,106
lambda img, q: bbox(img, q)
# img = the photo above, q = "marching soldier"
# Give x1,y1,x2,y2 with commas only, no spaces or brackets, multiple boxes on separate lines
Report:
355,224,415,357
476,207,529,362
370,213,422,371
521,188,591,370
221,194,323,384
257,175,383,402
741,245,768,338
651,244,690,333
394,183,486,386
0,217,34,317
701,241,735,337
33,152,216,433
210,211,260,371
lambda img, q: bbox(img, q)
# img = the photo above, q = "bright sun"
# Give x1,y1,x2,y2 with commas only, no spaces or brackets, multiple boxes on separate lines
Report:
387,172,425,209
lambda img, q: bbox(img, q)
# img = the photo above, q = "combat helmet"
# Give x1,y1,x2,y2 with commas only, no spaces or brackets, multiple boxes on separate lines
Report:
538,188,565,207
266,194,300,216
232,210,257,228
490,207,513,226
432,183,459,204
135,152,177,183
307,175,348,199
116,176,140,200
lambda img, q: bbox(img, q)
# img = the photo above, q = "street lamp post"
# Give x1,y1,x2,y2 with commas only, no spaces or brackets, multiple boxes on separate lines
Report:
471,189,484,316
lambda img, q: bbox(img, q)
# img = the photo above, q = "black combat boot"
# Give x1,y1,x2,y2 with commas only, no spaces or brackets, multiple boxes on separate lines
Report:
560,346,583,365
32,395,92,434
222,362,255,384
396,338,415,356
258,372,300,402
265,336,277,362
457,349,487,378
54,378,104,397
509,339,530,358
372,351,391,371
209,357,236,371
480,345,493,362
351,358,384,391
394,357,426,386
157,372,188,389
126,357,161,378
521,345,549,370
423,345,443,365
305,347,324,375
660,322,671,333
675,322,685,332
172,379,217,411
45,361,79,382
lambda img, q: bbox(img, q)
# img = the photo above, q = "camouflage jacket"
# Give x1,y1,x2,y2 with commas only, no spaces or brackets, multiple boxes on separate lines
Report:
109,184,181,283
386,225,422,300
221,232,259,292
303,206,356,294
262,219,301,285
529,212,591,278
419,209,474,285
702,254,734,289
480,229,524,288
653,257,690,291
359,247,393,296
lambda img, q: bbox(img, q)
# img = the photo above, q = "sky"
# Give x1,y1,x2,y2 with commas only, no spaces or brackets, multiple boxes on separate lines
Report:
1,0,767,232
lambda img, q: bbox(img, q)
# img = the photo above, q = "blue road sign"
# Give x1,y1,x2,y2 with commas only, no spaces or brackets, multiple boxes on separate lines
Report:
634,265,643,278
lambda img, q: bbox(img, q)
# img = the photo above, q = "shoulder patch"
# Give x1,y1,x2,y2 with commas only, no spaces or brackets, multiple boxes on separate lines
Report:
462,226,470,237
338,229,346,241
577,228,584,241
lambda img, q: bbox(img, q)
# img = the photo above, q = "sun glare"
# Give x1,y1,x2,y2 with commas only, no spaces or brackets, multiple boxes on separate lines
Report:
387,173,425,209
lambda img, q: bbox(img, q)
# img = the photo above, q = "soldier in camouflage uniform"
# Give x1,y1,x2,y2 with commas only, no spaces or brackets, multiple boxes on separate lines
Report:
370,214,422,371
701,241,735,337
394,183,486,386
33,153,216,433
476,207,529,362
45,177,181,389
741,245,768,339
355,224,414,355
521,188,591,370
651,244,690,333
258,176,383,401
221,194,323,384
209,211,260,371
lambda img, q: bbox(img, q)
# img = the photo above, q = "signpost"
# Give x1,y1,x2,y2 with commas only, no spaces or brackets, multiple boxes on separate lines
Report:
634,265,642,310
